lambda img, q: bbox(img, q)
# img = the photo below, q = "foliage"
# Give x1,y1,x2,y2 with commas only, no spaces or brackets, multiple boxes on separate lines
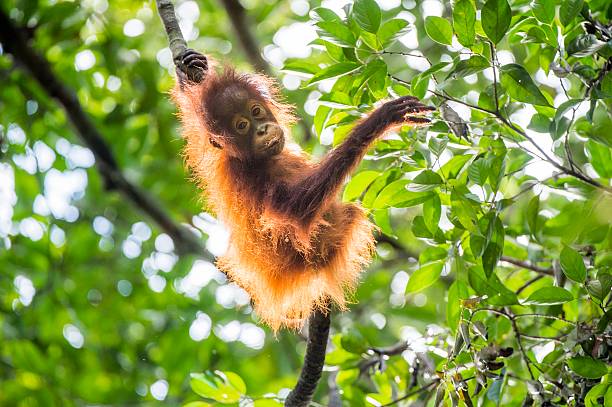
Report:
1,0,611,406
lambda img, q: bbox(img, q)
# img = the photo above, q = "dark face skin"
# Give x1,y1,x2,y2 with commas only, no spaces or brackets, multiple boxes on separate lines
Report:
212,85,285,160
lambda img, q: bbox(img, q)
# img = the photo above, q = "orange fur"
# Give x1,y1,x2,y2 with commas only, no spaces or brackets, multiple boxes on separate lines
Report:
172,70,376,331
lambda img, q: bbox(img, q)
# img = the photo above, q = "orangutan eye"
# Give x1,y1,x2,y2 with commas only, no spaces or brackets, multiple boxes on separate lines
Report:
252,105,263,117
234,118,250,134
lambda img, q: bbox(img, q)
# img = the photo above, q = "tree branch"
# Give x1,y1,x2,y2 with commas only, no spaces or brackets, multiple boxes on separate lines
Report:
285,309,331,407
218,0,271,74
380,380,439,407
155,0,187,61
500,256,554,276
0,9,206,257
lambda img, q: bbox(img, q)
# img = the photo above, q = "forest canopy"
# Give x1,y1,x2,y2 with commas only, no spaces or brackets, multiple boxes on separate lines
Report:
0,0,611,406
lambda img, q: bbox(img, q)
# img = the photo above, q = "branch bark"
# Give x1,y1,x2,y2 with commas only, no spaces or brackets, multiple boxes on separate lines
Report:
156,0,188,61
285,309,331,407
0,9,206,258
500,256,554,276
218,0,271,73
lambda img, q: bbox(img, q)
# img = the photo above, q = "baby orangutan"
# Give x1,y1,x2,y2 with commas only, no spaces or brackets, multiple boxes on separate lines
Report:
172,49,434,330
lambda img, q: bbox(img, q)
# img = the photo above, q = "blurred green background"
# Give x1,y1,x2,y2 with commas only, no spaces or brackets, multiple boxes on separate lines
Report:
1,0,611,405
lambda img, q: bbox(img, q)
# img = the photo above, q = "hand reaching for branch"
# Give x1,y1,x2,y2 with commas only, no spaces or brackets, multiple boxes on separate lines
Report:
176,48,208,84
367,96,436,130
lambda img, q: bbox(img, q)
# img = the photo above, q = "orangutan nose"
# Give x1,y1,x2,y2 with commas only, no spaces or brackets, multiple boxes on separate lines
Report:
256,123,268,136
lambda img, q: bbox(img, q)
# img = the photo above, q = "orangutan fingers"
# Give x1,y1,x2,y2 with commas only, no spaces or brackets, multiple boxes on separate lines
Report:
403,115,432,124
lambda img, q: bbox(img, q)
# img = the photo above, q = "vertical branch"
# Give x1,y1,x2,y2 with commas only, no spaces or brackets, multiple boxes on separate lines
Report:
155,0,187,61
218,0,270,73
488,41,499,112
285,309,331,407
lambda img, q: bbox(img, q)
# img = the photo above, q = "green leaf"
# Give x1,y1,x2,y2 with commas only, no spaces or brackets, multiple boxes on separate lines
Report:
453,0,476,46
424,16,453,45
341,328,368,354
373,208,394,236
487,376,503,403
316,21,357,47
308,62,361,85
362,170,400,208
281,59,320,76
528,113,552,133
310,7,342,22
524,26,552,46
319,93,354,110
413,170,443,186
419,246,447,264
406,261,444,292
343,171,380,201
468,158,488,186
190,372,243,404
523,287,574,305
224,372,247,394
373,179,433,209
527,195,540,237
560,246,587,283
448,55,490,78
559,0,584,26
587,140,612,178
585,383,609,407
421,61,450,77
423,193,441,233
567,356,608,379
372,179,409,209
447,280,469,332
314,105,331,138
451,190,479,232
360,30,381,50
500,64,551,106
352,0,381,33
482,215,505,277
481,0,512,44
468,266,519,305
428,136,448,157
360,59,388,97
184,402,212,407
531,0,555,23
440,154,472,179
378,19,410,46
486,154,505,191
412,215,434,238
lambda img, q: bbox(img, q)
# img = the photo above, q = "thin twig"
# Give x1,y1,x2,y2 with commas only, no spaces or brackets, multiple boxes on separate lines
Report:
473,308,576,325
515,275,545,295
380,380,440,407
489,41,499,112
505,308,536,380
500,256,554,276
327,370,342,407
